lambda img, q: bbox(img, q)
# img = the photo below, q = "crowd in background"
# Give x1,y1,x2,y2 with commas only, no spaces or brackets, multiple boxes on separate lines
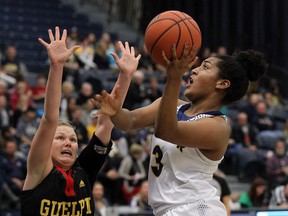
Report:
1,28,288,215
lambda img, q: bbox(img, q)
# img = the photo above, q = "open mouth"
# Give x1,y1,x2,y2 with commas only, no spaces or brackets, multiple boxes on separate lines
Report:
186,78,193,88
61,150,72,156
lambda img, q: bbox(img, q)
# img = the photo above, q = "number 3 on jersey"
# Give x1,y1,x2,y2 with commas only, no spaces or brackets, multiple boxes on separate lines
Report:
151,145,163,177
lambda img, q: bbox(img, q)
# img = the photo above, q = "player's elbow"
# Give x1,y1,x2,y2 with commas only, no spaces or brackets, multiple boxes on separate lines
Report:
155,129,173,142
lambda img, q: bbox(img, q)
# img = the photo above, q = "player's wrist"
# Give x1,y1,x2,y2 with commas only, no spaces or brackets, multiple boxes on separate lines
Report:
91,133,113,155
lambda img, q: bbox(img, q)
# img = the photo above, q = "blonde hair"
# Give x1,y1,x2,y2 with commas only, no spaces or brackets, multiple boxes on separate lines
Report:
57,120,75,129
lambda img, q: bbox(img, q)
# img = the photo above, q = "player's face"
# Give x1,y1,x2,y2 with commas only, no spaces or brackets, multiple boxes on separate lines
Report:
51,125,78,170
184,57,221,101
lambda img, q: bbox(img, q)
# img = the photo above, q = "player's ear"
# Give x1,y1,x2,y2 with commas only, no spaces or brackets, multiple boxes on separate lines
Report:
216,79,230,89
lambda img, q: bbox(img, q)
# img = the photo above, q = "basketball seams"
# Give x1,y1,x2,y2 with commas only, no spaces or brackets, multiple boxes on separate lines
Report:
144,10,202,65
150,22,180,55
148,18,194,55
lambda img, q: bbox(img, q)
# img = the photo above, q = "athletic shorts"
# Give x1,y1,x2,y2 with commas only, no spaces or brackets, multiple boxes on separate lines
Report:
159,199,227,216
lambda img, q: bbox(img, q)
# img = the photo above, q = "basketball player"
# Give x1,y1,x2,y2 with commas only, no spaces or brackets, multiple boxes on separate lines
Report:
92,42,267,216
20,27,140,216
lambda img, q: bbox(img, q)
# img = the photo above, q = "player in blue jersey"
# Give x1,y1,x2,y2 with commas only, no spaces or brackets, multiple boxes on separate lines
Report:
92,43,267,216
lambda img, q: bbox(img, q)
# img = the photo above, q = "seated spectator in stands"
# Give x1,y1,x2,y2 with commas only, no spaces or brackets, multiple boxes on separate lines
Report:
269,181,288,208
74,33,96,71
92,181,110,216
224,112,258,174
264,91,285,117
76,82,94,106
0,126,18,146
124,70,147,110
10,94,33,130
138,44,156,72
240,92,263,123
251,101,276,132
9,80,33,111
32,74,46,108
130,180,152,211
211,170,231,216
107,41,122,71
87,109,100,140
145,76,163,104
59,80,76,121
0,45,28,80
0,138,27,208
16,106,40,158
237,146,267,182
0,94,10,128
93,40,110,70
0,80,9,99
238,177,268,208
99,32,114,53
97,148,125,205
118,143,146,204
62,27,81,86
66,26,80,49
231,112,258,147
266,139,288,190
0,172,20,210
267,78,286,106
69,106,89,150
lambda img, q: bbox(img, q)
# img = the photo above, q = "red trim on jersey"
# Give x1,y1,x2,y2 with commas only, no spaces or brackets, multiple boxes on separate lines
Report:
55,165,76,197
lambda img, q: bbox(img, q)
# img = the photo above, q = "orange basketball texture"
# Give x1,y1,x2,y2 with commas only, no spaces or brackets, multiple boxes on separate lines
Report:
144,10,202,66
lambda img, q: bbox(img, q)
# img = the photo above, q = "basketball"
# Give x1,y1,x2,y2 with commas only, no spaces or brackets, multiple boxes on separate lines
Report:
144,10,202,66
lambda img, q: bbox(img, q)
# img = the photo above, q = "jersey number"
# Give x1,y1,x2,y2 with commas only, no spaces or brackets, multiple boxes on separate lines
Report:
151,145,163,177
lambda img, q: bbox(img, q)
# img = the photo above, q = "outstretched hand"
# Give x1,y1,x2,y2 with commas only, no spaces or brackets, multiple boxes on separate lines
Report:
161,42,198,80
38,26,79,65
110,41,141,77
90,85,123,117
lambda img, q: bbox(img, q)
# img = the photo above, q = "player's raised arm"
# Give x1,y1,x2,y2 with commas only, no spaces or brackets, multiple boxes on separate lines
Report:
23,27,79,190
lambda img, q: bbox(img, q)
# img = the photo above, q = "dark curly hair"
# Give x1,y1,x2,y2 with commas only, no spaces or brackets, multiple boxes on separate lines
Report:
216,50,268,104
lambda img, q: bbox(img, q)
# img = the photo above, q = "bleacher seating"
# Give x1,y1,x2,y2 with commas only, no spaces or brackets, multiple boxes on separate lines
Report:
0,0,103,73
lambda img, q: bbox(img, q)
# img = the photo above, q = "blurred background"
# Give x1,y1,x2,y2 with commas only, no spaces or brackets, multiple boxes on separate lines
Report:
1,0,288,216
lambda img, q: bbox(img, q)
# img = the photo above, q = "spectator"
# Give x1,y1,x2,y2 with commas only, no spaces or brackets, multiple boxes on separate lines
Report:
145,76,163,104
238,177,268,208
74,33,96,71
31,74,47,108
76,82,94,106
66,26,80,49
9,80,33,111
59,80,76,121
138,44,156,72
251,101,276,132
118,143,146,203
92,181,110,216
107,41,122,71
240,92,263,123
87,109,99,140
93,40,110,70
0,45,28,80
10,93,34,129
211,170,232,216
69,106,89,150
0,138,27,209
0,172,20,211
16,106,40,158
97,156,123,205
130,180,152,211
0,79,9,99
223,112,258,174
269,181,288,208
266,139,288,190
0,94,10,128
124,70,147,110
